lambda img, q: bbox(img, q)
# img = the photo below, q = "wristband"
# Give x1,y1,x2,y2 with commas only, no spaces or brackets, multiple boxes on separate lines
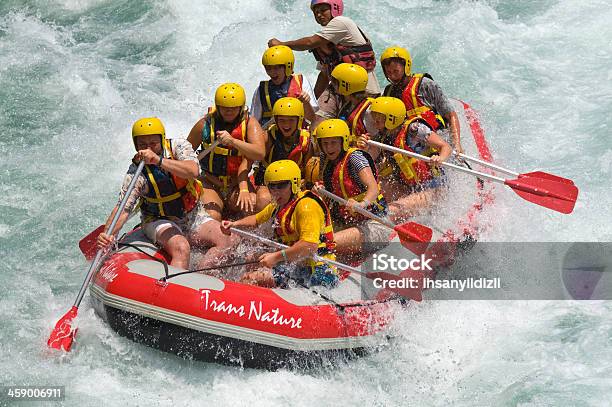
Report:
240,189,249,193
281,249,288,262
158,156,163,167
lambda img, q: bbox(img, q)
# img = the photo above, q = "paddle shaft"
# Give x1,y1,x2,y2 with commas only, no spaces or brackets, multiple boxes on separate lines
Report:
229,227,363,275
197,139,221,161
368,140,507,185
316,188,395,230
73,160,146,307
454,151,518,177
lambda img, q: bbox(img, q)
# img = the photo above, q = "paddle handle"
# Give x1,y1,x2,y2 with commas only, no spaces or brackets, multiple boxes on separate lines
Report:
316,188,395,230
229,227,363,275
455,152,518,177
368,140,507,184
197,139,221,161
73,160,146,308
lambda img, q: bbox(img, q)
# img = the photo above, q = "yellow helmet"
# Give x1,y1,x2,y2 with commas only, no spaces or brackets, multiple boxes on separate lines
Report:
272,97,304,130
131,117,166,150
315,119,351,151
304,156,320,184
262,45,295,77
370,97,407,130
380,46,412,77
264,159,302,195
214,83,246,108
330,63,368,96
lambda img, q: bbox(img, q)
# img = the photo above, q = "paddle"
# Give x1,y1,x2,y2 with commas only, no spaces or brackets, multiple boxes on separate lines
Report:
368,140,578,214
79,211,139,260
48,160,146,351
229,227,424,302
454,151,575,185
315,188,432,255
197,139,221,161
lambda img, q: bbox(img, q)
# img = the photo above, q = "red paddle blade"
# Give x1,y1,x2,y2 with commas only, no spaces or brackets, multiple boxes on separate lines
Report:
505,177,578,214
520,171,575,185
394,222,432,255
365,271,423,302
79,225,105,260
47,306,78,351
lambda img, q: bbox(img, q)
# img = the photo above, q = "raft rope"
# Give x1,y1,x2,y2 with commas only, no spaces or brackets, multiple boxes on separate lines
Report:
160,260,261,281
115,242,402,310
116,242,259,281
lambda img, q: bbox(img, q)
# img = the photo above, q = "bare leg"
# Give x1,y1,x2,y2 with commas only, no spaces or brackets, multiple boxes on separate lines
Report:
240,268,275,287
333,226,365,255
190,219,239,270
156,227,191,269
201,181,224,221
388,188,440,223
255,185,272,212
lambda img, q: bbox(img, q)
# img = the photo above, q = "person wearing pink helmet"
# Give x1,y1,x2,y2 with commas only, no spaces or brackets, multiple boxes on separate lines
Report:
268,0,380,127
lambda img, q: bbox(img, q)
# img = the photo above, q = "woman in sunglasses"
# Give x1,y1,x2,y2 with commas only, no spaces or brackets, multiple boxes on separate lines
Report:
220,160,337,288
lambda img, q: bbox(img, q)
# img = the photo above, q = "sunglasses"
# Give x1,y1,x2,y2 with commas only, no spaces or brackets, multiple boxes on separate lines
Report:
267,181,291,190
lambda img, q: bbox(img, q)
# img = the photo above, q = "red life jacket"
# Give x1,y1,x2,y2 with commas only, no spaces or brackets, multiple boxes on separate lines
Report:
264,126,311,168
339,98,372,140
200,108,248,178
259,74,304,121
255,126,311,186
322,148,386,222
311,26,376,74
380,117,442,186
383,73,446,130
274,191,336,254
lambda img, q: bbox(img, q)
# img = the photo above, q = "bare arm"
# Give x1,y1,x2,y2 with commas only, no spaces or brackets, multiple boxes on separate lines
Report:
104,206,131,236
445,111,462,154
236,157,252,191
269,35,329,51
357,166,380,205
303,99,316,124
427,131,452,162
187,117,205,150
160,158,199,179
139,149,199,179
97,202,133,249
281,240,318,262
221,213,258,231
226,117,266,161
314,71,329,99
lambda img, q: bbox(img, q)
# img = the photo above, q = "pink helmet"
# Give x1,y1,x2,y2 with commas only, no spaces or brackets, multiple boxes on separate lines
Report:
310,0,343,18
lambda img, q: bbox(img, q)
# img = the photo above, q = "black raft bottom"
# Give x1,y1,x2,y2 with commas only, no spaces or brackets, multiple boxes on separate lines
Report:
105,306,378,370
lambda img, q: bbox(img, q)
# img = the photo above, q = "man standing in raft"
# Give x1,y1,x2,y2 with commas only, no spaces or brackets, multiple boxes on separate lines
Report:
268,0,380,108
380,46,464,154
97,118,234,270
251,45,318,128
187,83,266,221
220,160,338,288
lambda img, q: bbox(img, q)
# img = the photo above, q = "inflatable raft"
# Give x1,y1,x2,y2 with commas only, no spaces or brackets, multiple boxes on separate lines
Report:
89,100,495,369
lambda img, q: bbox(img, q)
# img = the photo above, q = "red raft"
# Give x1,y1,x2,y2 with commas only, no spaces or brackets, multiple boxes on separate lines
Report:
89,100,495,369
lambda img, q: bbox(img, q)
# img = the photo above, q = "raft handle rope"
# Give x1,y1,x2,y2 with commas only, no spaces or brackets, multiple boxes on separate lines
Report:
116,241,401,309
160,260,260,282
116,242,260,282
118,242,170,280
